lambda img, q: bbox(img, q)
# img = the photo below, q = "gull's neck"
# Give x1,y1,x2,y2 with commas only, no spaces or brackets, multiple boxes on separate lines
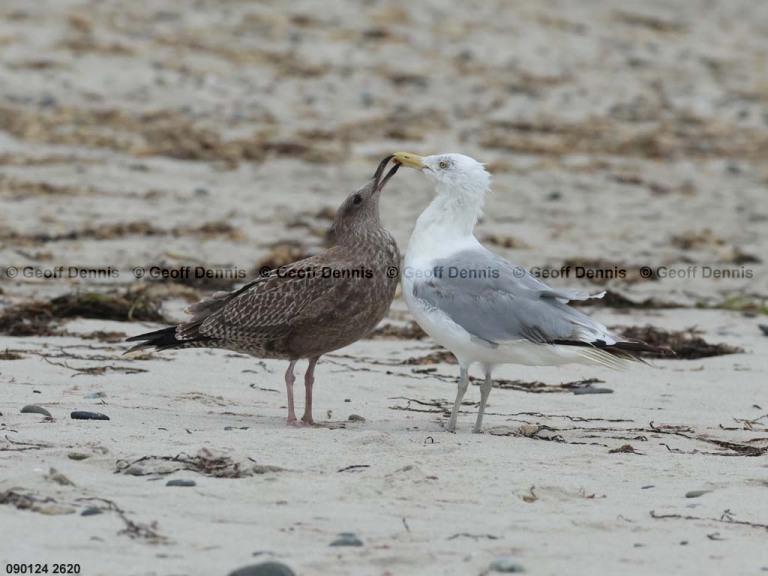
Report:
406,181,486,262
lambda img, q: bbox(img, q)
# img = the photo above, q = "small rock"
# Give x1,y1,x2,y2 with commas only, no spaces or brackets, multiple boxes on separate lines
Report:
84,391,107,399
573,386,613,395
347,414,365,422
685,490,710,498
228,562,295,576
194,187,209,196
21,405,51,417
166,479,196,487
81,507,103,517
759,324,768,336
329,532,363,547
68,453,90,461
489,557,525,573
344,398,351,403
71,411,109,420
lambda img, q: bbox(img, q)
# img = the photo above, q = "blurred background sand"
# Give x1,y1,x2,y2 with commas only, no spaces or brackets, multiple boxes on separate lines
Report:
1,1,767,575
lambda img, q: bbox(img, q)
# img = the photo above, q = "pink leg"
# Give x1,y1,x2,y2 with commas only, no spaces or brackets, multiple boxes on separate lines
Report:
301,356,320,425
285,360,305,427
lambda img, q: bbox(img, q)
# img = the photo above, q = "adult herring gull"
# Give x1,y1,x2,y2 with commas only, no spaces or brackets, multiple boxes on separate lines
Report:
393,152,670,433
127,155,401,426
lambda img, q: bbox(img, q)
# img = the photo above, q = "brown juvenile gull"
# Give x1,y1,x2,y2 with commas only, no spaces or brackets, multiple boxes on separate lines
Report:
392,152,672,433
126,155,401,426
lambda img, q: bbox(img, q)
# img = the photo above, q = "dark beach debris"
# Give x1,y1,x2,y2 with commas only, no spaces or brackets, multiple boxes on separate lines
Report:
1,436,50,452
370,321,427,340
166,479,196,487
447,532,500,541
0,489,75,515
329,532,363,547
116,448,284,478
20,405,52,417
489,557,526,573
76,496,167,542
0,288,169,337
80,507,103,517
609,444,642,455
146,259,247,292
5,219,244,244
78,331,127,343
561,258,657,284
228,562,296,576
71,411,110,420
571,290,679,309
403,350,456,365
482,233,531,249
0,349,24,360
650,510,768,530
618,325,742,359
759,324,768,336
347,414,366,422
337,464,370,473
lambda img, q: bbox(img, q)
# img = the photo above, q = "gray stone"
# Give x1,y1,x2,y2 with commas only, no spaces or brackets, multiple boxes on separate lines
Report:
81,507,103,517
21,405,51,417
329,532,363,547
228,562,295,576
573,386,613,395
71,411,110,420
685,490,710,498
166,479,196,487
347,414,366,422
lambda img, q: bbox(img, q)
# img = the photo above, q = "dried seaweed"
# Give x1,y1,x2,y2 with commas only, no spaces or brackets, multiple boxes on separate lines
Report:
369,321,427,340
0,288,168,336
619,326,743,359
116,449,283,478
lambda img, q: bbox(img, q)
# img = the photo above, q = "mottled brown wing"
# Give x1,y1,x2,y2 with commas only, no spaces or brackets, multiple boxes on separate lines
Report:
190,255,362,343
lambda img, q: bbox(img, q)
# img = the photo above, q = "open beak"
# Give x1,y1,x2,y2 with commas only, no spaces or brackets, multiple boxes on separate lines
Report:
373,154,400,193
392,152,425,170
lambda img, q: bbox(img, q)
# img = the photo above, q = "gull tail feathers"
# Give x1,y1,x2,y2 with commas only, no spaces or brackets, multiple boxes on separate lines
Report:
124,324,211,354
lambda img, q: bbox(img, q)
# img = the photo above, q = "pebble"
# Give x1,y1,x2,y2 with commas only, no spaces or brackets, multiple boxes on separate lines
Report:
166,479,196,487
347,414,366,422
21,405,51,417
228,562,295,576
84,391,107,399
685,490,710,498
194,187,209,196
759,324,768,336
489,557,525,573
68,453,90,461
81,507,103,517
573,387,613,395
71,411,110,420
329,532,363,547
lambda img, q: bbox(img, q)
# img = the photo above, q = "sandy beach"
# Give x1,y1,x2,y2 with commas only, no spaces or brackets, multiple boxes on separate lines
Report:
1,1,767,574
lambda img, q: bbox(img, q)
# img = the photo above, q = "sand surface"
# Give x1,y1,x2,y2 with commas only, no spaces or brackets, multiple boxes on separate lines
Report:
1,1,767,575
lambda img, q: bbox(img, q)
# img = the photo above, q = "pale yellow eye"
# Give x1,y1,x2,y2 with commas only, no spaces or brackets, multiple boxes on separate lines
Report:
439,161,448,169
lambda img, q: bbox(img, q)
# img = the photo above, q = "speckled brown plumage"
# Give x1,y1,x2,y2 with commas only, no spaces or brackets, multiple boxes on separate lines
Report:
126,155,401,425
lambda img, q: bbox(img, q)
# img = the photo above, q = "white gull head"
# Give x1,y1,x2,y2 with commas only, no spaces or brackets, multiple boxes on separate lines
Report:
394,152,491,245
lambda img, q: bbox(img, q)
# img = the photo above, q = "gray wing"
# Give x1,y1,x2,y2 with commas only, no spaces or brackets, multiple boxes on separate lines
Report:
412,248,612,346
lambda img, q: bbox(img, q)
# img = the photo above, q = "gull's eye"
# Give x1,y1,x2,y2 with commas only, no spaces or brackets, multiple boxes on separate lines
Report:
439,161,448,169
353,194,362,205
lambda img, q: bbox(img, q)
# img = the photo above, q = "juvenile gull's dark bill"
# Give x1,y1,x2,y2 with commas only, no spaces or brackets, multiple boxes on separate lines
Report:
126,155,401,427
393,151,672,434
